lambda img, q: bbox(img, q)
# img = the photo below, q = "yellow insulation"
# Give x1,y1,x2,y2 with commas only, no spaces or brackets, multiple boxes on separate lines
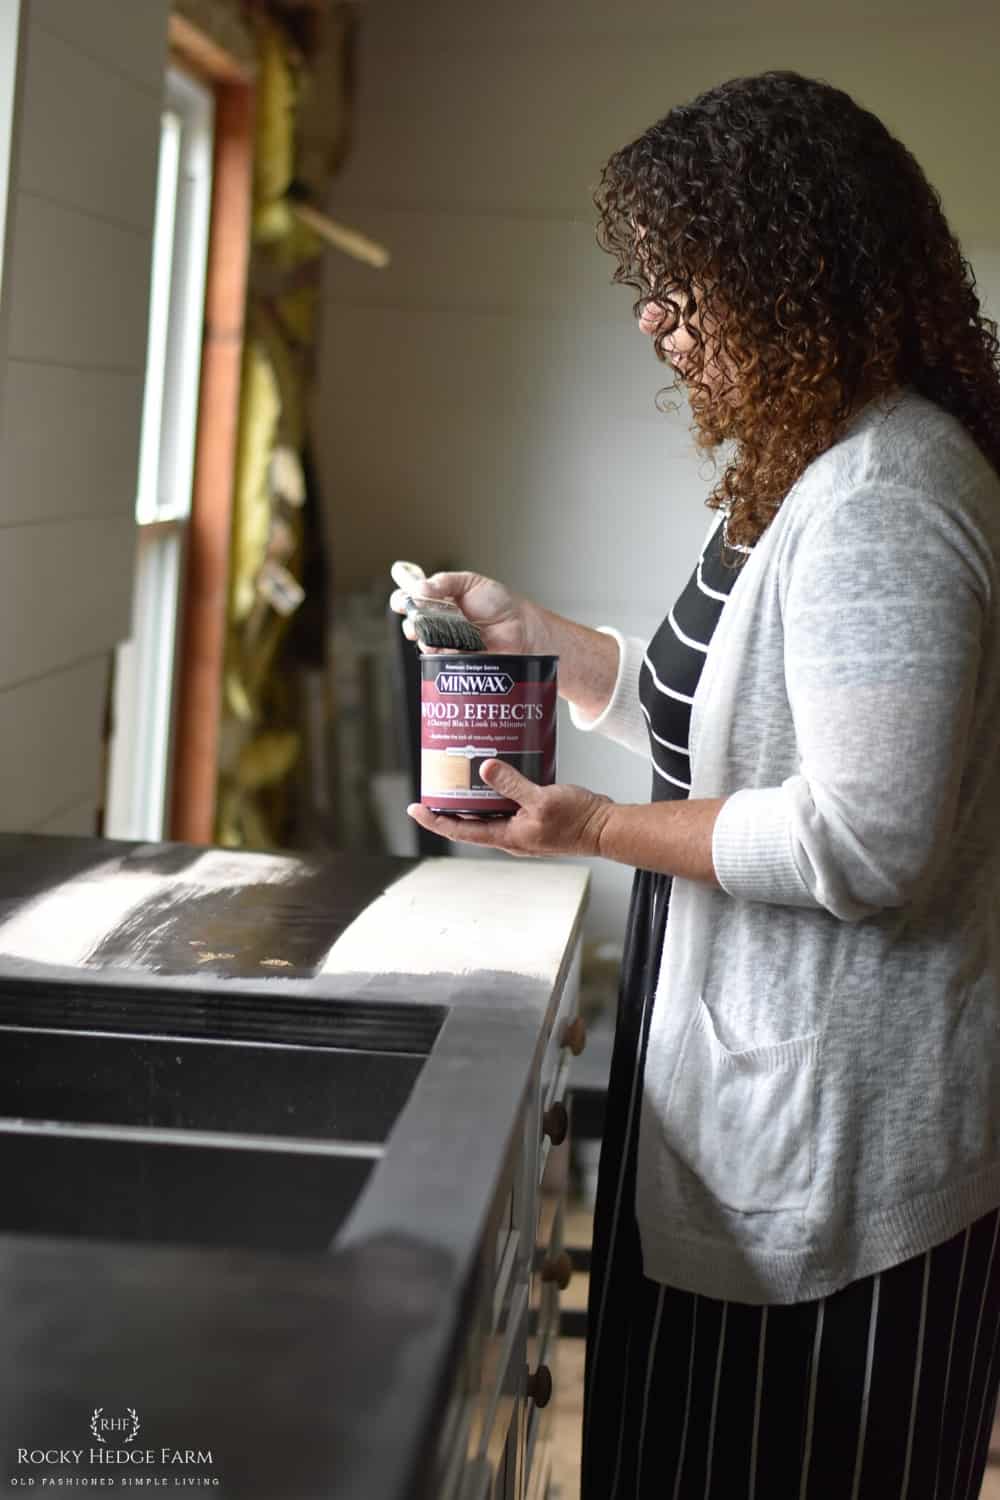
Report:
229,340,281,624
252,16,297,241
215,5,360,851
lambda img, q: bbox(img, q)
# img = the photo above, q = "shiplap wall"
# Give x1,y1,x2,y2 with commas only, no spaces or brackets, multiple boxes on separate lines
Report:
0,0,169,835
316,0,1000,943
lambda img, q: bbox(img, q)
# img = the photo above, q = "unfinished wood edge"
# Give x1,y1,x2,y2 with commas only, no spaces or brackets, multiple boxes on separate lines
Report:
289,199,391,269
168,12,255,86
169,79,255,847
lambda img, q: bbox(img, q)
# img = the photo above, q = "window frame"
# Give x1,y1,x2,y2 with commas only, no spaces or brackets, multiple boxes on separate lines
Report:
104,66,215,844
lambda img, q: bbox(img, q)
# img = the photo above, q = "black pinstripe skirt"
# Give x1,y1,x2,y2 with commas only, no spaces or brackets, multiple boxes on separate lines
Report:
582,869,1000,1500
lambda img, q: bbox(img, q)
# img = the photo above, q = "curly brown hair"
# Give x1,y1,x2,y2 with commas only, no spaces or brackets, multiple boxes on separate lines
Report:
594,70,1000,562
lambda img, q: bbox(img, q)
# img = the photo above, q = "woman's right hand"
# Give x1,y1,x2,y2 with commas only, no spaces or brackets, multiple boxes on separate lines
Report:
390,570,621,721
389,571,546,655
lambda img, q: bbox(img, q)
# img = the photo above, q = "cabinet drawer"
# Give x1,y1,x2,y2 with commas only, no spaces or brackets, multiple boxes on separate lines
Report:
492,1226,521,1335
467,1279,529,1469
530,1157,566,1345
524,1312,557,1496
490,1151,527,1338
525,1439,552,1500
533,1181,560,1273
461,1456,493,1500
527,1253,559,1420
524,1136,568,1500
538,1065,572,1187
537,939,581,1108
493,1180,515,1285
524,1393,554,1500
543,1033,573,1116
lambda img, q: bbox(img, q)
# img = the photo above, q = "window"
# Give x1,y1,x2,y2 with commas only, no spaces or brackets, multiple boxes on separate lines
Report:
0,1,23,305
105,68,214,842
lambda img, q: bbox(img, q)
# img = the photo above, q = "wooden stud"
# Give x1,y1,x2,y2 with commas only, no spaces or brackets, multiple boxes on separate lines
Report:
168,13,254,86
169,62,255,845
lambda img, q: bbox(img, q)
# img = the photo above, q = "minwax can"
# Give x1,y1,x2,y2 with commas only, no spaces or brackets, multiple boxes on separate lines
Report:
419,654,558,817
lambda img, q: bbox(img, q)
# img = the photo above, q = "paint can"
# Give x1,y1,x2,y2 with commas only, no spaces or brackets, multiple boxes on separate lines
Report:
419,654,558,817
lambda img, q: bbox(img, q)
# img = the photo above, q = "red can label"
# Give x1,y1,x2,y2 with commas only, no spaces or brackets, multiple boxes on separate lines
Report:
419,655,558,816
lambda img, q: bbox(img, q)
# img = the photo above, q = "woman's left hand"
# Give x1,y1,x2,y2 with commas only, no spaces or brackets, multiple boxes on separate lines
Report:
407,760,614,858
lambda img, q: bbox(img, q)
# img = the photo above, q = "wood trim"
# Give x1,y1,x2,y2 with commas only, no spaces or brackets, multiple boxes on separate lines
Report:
169,75,255,844
0,1,30,434
288,199,391,269
168,13,254,85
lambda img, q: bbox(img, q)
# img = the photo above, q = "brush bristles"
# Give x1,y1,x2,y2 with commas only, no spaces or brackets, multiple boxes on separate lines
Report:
410,611,485,651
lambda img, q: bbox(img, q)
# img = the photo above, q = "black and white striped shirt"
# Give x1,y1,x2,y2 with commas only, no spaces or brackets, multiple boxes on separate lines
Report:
638,514,740,801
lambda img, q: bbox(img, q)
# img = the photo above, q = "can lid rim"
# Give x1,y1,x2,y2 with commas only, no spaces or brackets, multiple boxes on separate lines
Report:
418,653,560,662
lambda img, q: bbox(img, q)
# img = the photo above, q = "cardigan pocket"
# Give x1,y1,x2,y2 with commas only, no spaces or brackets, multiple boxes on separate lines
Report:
666,998,821,1214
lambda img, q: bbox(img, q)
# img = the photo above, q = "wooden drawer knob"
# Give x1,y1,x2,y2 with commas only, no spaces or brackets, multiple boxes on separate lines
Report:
526,1363,553,1409
540,1250,573,1290
542,1101,568,1146
560,1015,587,1056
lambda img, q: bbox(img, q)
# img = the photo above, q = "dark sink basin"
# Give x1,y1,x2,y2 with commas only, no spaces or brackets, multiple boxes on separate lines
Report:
0,1130,374,1252
0,1018,438,1254
0,976,445,1054
0,1027,422,1143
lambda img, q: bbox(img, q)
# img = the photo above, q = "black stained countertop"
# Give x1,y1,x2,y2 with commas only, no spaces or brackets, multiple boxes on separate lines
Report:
0,834,589,1499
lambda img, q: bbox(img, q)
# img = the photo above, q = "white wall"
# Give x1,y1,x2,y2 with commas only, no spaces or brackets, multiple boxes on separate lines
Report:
315,0,1000,941
0,0,169,836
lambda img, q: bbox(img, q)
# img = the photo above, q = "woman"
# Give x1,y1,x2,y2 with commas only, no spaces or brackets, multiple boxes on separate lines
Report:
395,71,1000,1498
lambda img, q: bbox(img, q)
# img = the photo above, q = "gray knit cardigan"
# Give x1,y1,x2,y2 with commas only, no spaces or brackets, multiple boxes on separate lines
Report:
570,387,1000,1303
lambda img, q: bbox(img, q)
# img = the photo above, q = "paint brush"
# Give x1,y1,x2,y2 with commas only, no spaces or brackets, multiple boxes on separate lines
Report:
390,560,485,651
